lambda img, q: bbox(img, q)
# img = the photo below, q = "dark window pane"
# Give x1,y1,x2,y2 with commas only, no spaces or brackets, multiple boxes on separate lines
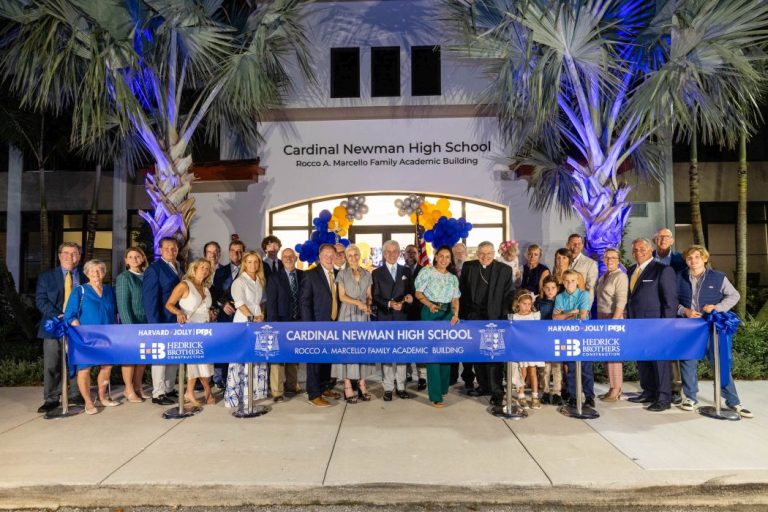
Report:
371,46,400,97
411,45,441,96
330,47,360,98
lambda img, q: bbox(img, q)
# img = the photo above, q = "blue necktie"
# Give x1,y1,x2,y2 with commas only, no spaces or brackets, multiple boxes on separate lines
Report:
289,272,299,319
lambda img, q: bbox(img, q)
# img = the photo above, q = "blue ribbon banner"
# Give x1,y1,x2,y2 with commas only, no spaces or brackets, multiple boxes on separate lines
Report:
67,319,711,366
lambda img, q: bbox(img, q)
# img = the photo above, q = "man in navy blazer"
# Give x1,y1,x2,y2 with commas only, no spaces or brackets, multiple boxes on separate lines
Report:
266,247,304,401
372,240,415,400
261,235,283,279
626,238,679,411
142,237,182,405
300,243,341,407
34,242,85,412
211,239,245,387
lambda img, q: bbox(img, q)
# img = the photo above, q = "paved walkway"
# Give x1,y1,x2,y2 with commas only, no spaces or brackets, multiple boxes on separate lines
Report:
1,379,767,508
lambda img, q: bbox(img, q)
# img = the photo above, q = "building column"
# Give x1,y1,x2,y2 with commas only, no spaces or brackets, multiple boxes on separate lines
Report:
112,159,128,280
6,145,22,291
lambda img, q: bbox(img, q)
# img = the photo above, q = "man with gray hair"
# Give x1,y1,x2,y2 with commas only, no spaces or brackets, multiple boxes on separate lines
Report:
372,240,415,400
35,242,86,412
566,233,598,307
459,241,515,406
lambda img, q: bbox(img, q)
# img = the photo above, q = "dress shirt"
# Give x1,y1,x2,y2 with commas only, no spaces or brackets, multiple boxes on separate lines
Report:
677,272,740,316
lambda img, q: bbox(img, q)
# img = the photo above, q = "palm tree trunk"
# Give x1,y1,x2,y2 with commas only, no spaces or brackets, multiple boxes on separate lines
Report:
84,164,102,261
38,167,50,273
736,130,748,318
689,129,705,246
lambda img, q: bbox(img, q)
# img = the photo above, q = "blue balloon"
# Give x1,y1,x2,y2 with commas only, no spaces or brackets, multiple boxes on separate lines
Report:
424,230,434,242
319,209,332,222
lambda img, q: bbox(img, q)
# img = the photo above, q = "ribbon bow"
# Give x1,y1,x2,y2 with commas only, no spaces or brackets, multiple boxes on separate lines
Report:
705,311,740,386
43,317,69,339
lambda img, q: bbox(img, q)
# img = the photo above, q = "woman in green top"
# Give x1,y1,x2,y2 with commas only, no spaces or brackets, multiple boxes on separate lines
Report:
414,245,460,408
115,246,149,403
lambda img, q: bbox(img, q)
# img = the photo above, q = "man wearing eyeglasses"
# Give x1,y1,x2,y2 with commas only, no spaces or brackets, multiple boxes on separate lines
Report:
652,228,686,273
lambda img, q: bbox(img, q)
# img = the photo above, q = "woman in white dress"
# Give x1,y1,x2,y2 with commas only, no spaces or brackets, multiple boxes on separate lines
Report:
224,251,269,408
165,258,215,406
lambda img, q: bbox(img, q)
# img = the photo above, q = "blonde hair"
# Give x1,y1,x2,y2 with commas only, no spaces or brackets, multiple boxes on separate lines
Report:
239,251,266,288
683,245,710,262
183,258,213,288
513,288,537,313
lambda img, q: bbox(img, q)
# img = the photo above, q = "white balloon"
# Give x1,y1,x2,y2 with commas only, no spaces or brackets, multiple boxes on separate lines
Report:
394,199,403,208
398,209,406,217
358,196,366,204
348,198,357,207
403,198,412,208
354,212,363,220
341,200,348,208
360,205,369,214
346,214,354,220
347,206,355,215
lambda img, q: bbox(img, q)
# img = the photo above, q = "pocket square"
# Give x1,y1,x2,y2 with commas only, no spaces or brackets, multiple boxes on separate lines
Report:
401,275,408,280
642,279,654,282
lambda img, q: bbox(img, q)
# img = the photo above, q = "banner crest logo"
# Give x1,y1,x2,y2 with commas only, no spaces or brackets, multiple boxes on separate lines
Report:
479,323,505,359
254,325,280,359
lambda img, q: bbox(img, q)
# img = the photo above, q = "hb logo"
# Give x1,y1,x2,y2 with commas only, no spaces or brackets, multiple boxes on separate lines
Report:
139,342,166,360
554,338,581,357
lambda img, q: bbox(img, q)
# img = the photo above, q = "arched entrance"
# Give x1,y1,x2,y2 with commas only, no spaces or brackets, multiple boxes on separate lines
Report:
268,192,508,264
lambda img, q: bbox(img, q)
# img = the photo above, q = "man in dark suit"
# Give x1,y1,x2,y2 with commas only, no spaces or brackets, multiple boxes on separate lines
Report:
34,242,85,412
211,239,245,388
372,240,415,400
451,242,471,386
626,238,679,411
403,244,426,389
266,247,303,402
261,235,283,279
142,237,182,406
300,243,341,407
459,241,515,407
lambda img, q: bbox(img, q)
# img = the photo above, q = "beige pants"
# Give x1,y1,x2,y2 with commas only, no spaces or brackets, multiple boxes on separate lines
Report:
270,363,299,397
542,363,563,394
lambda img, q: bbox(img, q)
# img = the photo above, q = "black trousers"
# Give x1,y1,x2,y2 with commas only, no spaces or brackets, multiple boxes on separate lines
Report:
306,363,333,400
638,360,671,404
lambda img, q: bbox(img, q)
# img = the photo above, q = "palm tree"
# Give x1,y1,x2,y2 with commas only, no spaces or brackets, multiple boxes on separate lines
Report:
688,125,705,246
0,0,311,257
736,129,748,318
444,0,768,266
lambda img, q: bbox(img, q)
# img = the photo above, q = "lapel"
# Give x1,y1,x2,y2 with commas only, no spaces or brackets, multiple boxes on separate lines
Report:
158,259,179,282
487,261,498,299
317,266,332,297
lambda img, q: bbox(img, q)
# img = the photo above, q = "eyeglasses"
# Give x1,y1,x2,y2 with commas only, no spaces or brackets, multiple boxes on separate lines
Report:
656,235,672,240
604,256,619,260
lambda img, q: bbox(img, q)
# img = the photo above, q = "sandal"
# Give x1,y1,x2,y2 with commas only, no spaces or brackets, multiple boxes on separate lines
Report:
344,382,358,404
431,402,444,408
184,395,201,407
97,398,121,407
357,383,372,402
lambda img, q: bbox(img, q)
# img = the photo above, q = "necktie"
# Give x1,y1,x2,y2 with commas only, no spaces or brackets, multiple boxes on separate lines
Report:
272,260,278,273
629,266,641,293
327,269,338,321
289,272,299,319
390,265,397,281
231,265,239,280
63,271,72,310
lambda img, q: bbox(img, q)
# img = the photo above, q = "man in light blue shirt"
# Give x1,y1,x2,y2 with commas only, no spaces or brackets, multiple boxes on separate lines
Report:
553,269,593,407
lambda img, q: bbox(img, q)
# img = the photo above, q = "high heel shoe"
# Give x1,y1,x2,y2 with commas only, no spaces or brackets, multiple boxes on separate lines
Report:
357,387,372,401
343,383,357,404
600,388,622,402
97,398,121,407
125,393,144,404
184,394,201,407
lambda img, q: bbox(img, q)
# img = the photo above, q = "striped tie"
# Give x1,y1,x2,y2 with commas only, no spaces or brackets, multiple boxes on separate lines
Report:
328,270,338,321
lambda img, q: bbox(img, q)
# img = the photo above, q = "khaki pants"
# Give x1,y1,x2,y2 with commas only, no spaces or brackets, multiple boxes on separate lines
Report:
542,363,563,395
270,363,299,397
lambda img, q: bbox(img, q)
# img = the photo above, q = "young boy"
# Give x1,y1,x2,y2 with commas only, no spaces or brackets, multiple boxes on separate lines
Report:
537,276,561,405
553,269,594,407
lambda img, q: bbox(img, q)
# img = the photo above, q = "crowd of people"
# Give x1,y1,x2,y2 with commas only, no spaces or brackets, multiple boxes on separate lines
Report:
34,227,752,418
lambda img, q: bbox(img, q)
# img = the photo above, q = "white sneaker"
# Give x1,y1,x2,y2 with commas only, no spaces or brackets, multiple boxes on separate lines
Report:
679,398,698,411
729,404,754,418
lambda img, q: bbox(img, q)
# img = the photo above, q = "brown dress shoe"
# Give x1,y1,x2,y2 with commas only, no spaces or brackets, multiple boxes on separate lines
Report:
310,397,331,408
322,389,341,399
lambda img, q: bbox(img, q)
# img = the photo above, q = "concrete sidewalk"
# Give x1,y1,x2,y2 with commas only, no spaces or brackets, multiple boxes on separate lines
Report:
1,379,768,509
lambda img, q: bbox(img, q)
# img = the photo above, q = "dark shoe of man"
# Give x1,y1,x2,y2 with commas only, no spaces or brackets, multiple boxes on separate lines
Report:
37,401,59,413
540,392,551,405
68,395,85,406
273,395,285,403
397,390,412,399
671,391,683,405
467,388,485,397
584,397,596,408
551,394,563,406
309,397,331,408
417,378,427,391
406,375,413,383
383,391,393,401
567,397,577,408
628,394,654,404
647,402,670,412
322,389,341,400
152,394,174,405
166,389,179,398
490,396,503,407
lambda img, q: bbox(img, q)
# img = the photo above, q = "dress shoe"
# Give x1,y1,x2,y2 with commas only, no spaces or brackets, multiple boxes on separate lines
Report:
671,392,683,406
166,389,179,398
322,389,341,399
627,395,654,404
396,390,412,399
417,378,427,391
540,392,551,405
490,396,503,407
584,397,596,408
383,391,393,401
551,394,563,406
406,375,413,382
37,401,59,413
68,396,85,406
309,397,331,408
152,394,174,405
647,402,670,412
273,395,285,403
466,388,484,397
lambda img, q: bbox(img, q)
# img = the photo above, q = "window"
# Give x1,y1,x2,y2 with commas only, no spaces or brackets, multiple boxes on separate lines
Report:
371,46,400,97
330,47,360,98
411,45,441,96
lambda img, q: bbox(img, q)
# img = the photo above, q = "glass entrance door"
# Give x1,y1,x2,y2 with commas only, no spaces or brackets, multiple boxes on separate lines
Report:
348,227,418,267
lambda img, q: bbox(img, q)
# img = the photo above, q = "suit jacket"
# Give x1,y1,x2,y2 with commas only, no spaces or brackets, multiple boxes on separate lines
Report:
266,268,304,322
115,270,147,324
212,263,240,322
35,266,84,338
459,260,515,321
626,259,678,319
300,265,338,322
142,259,181,324
372,264,414,321
263,258,284,280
